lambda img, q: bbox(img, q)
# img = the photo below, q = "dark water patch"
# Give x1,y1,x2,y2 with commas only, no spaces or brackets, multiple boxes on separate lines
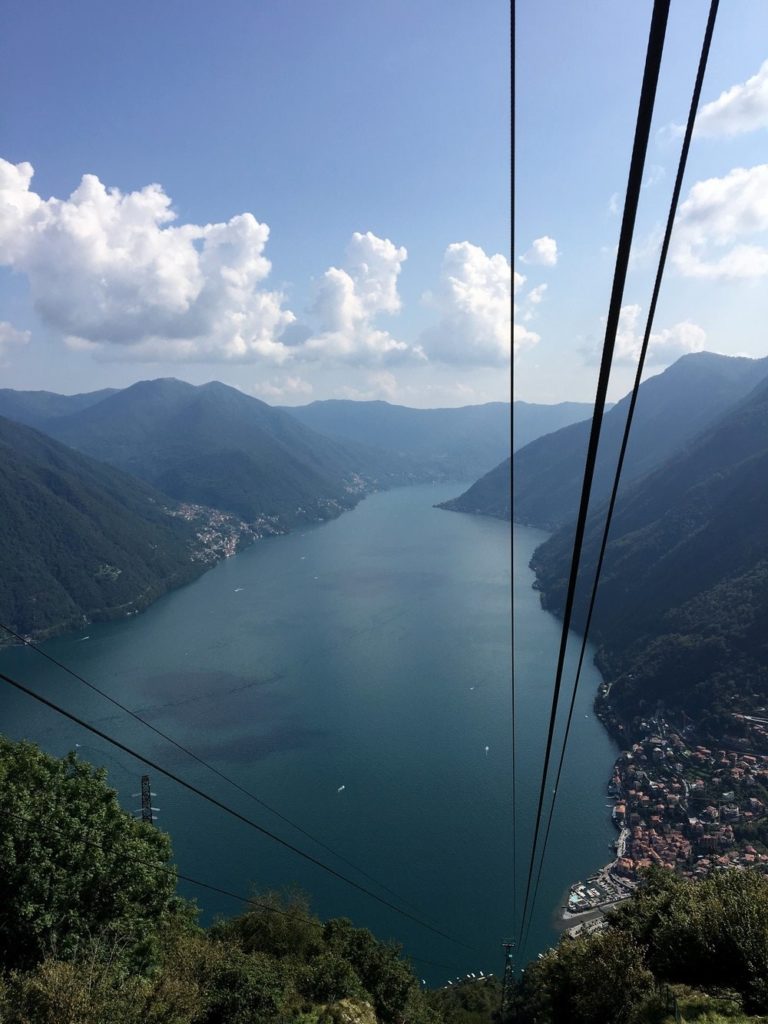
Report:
190,724,327,765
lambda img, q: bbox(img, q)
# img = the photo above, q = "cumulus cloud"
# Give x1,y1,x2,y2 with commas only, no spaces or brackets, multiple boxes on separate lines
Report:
695,59,768,138
521,235,558,266
0,157,295,362
608,192,621,216
419,241,512,364
672,164,768,279
303,231,409,362
611,303,706,365
0,320,30,351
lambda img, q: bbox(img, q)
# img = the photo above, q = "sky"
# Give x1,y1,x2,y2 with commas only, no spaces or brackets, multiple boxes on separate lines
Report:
1,2,768,407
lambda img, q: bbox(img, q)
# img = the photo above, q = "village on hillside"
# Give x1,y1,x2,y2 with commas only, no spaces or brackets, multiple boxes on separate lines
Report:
564,707,768,924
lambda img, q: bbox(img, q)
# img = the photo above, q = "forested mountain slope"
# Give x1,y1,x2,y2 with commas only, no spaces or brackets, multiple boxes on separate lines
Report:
514,352,768,530
38,379,380,524
437,458,510,519
0,416,223,639
532,374,768,735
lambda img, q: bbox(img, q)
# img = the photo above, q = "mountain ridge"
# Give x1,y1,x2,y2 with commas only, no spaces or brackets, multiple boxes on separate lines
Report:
513,352,768,530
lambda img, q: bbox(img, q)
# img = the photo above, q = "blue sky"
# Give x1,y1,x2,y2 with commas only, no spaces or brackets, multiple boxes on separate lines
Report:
1,1,767,406
517,0,768,403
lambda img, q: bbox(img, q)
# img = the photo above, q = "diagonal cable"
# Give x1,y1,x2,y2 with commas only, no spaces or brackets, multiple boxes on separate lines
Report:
519,0,720,952
516,0,671,951
0,621,424,916
0,665,475,952
4,808,462,972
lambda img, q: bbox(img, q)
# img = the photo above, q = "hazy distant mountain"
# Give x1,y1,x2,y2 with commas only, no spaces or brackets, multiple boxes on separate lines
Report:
34,379,379,525
512,400,595,450
433,402,594,521
0,416,210,639
514,353,768,530
282,399,512,478
437,458,510,519
0,387,117,429
533,372,768,733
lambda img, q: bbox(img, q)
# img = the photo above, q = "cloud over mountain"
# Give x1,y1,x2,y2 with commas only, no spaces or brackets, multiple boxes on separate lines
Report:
615,304,706,365
420,241,512,364
303,231,409,362
0,320,30,353
0,158,295,362
673,164,768,280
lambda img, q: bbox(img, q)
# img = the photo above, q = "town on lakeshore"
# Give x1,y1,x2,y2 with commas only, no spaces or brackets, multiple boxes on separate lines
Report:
564,687,768,932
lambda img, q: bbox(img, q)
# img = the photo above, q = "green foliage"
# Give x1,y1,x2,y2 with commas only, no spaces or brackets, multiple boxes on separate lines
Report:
321,918,418,1023
200,945,285,1024
424,976,503,1023
612,869,768,1014
0,737,179,971
298,951,365,1004
513,869,768,1023
2,942,149,1024
210,888,323,962
515,930,654,1024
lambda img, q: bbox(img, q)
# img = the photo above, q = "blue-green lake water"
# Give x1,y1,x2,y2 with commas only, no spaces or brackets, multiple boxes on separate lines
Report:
0,483,617,983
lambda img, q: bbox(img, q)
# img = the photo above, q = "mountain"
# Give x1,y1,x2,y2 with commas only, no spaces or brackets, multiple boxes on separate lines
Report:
513,353,768,530
282,399,513,478
433,402,595,521
512,400,595,450
0,387,117,429
437,458,510,519
0,416,245,640
32,379,388,525
532,372,768,735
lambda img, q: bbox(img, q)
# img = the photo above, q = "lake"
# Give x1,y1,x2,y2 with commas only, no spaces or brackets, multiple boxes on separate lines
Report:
0,482,617,984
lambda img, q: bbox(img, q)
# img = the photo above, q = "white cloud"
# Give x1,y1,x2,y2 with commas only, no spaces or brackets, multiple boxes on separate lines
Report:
695,59,768,138
521,283,547,323
0,320,30,350
249,375,314,402
0,157,295,363
642,164,665,189
612,303,706,365
303,231,409,362
337,370,401,401
608,192,620,216
521,235,558,266
514,323,540,355
672,164,768,279
419,241,512,364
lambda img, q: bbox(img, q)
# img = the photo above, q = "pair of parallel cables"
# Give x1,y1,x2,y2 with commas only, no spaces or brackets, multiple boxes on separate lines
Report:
511,0,720,954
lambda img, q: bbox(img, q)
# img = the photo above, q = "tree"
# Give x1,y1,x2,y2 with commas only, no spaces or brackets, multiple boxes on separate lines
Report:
0,738,179,970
